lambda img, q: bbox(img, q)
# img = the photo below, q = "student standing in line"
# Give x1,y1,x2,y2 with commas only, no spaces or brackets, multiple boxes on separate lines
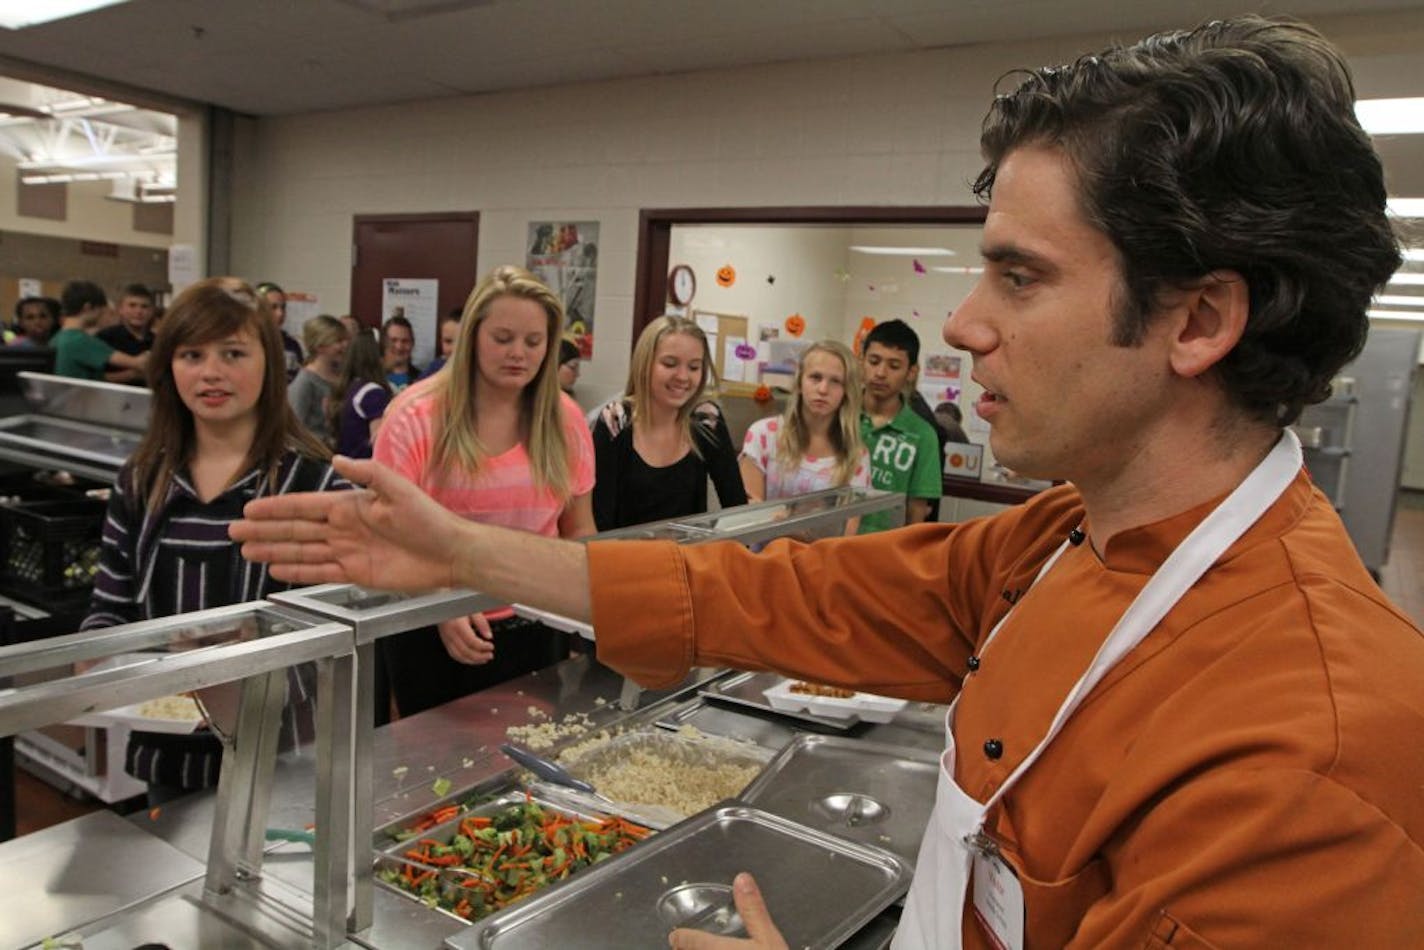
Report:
556,338,581,395
858,319,942,533
419,309,463,380
52,280,148,382
740,340,870,501
373,265,595,715
9,296,59,348
287,314,350,446
256,281,303,381
96,283,157,385
331,330,392,459
591,315,746,531
82,277,344,802
381,315,421,391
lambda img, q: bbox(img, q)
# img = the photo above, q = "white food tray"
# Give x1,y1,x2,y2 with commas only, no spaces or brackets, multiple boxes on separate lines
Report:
762,679,907,723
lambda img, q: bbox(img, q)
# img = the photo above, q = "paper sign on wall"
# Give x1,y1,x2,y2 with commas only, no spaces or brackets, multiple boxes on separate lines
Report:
382,278,439,368
17,278,41,299
725,336,750,383
286,292,322,332
168,243,198,293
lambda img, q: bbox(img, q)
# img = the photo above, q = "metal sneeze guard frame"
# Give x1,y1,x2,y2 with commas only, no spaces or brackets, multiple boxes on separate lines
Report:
0,488,908,949
0,601,368,948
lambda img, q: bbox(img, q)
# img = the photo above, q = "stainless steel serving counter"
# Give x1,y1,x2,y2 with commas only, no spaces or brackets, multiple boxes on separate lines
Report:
5,653,932,949
1,485,925,948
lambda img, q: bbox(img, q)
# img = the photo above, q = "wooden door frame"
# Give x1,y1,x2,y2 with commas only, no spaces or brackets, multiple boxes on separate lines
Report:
632,205,988,350
350,211,480,323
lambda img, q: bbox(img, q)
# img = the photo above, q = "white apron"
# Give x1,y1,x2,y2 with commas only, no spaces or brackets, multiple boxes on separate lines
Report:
891,431,1302,949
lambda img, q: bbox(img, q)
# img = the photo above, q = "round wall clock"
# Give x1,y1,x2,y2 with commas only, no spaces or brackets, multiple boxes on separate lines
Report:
668,264,697,306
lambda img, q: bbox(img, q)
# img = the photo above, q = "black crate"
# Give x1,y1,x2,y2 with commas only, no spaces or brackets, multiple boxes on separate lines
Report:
0,499,106,597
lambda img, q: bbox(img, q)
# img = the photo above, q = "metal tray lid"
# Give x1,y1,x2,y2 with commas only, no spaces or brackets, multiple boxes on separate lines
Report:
739,735,940,870
447,803,912,950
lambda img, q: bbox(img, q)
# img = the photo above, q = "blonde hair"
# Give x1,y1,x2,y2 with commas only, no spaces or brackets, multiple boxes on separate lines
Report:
624,315,718,458
776,340,864,486
302,314,349,355
429,265,571,498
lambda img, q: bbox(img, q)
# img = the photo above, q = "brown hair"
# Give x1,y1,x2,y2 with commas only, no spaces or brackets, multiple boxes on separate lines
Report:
130,277,329,511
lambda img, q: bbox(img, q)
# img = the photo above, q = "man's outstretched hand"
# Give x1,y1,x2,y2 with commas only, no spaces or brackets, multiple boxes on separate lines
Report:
230,456,464,592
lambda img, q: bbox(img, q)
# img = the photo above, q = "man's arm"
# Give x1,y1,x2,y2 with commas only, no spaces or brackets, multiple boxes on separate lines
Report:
232,456,595,622
906,497,931,524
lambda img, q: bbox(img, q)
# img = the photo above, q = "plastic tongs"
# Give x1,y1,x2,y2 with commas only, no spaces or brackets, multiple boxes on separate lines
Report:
498,742,597,795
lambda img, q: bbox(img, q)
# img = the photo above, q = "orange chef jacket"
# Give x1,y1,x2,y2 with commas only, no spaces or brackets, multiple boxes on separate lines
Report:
588,470,1424,947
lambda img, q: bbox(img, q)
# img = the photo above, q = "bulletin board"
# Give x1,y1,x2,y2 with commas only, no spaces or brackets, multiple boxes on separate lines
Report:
691,309,751,388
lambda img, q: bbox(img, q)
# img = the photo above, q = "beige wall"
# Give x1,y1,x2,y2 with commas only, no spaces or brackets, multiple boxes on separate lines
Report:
228,11,1424,407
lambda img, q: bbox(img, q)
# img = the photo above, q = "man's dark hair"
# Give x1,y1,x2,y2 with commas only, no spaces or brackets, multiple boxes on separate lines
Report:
60,280,107,317
863,319,921,365
559,339,580,365
15,296,60,322
380,315,414,350
974,16,1400,426
120,282,154,303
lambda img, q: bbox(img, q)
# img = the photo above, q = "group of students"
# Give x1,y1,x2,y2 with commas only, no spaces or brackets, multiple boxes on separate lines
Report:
9,281,158,384
71,262,954,799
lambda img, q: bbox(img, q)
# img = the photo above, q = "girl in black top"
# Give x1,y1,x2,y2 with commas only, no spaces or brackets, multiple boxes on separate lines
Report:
591,315,746,530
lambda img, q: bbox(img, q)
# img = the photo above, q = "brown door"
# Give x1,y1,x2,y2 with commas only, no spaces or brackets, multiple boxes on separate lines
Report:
351,212,479,369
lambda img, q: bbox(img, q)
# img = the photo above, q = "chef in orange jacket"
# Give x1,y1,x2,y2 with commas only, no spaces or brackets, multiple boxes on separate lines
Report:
233,16,1423,949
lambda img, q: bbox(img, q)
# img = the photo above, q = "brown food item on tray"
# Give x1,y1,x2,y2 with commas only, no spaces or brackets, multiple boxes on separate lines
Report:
789,681,856,699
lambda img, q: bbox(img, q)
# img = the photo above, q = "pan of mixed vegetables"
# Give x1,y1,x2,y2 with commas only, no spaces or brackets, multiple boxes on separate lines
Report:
376,794,652,922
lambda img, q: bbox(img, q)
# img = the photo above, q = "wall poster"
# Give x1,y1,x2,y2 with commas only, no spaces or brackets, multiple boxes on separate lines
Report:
527,221,599,358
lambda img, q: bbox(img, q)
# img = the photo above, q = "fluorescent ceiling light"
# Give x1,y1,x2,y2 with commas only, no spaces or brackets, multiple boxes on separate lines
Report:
0,1,129,29
1368,309,1424,323
1387,273,1424,286
930,265,984,275
1387,198,1424,218
1403,248,1424,262
849,246,956,256
1375,294,1424,308
1355,98,1424,135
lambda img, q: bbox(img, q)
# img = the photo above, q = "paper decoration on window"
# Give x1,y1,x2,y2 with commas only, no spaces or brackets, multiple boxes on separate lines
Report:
913,259,926,274
716,265,736,287
853,315,878,355
784,314,806,337
734,342,757,360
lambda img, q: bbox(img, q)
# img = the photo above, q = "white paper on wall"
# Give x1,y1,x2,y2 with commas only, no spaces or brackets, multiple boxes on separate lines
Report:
724,336,748,382
168,244,199,293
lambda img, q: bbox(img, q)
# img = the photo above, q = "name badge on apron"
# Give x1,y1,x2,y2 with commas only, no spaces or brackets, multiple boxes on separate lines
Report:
971,844,1025,950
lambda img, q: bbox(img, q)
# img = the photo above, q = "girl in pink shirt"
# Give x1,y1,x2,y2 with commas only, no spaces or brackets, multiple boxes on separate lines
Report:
374,265,595,714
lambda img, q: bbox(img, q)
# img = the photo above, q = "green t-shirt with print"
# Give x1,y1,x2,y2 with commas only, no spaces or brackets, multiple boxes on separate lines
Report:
53,327,115,380
858,401,943,533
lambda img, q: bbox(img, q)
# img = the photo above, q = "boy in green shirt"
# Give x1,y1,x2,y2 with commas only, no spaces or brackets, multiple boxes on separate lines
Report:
858,319,942,533
52,280,148,382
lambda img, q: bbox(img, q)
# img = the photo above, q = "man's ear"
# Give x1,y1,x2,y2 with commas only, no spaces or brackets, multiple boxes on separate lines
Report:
908,363,920,387
1168,270,1249,379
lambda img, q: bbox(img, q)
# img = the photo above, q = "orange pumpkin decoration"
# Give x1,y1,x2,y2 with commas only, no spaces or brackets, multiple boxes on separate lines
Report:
753,384,773,404
715,265,736,287
853,316,878,355
784,313,806,337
